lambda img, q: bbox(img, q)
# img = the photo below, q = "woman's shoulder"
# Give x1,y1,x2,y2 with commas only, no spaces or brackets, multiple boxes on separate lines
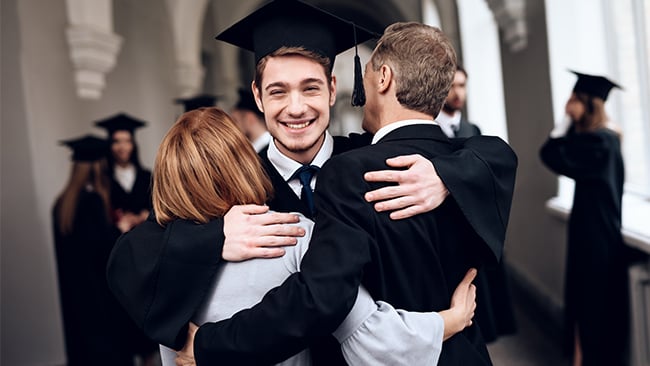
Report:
592,123,622,143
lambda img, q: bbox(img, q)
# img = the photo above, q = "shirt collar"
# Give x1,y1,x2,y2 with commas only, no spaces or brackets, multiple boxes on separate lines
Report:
267,131,334,181
435,110,462,138
371,119,438,144
252,131,272,153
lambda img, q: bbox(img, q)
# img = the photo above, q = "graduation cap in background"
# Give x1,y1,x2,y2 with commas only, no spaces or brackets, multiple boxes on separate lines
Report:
215,0,379,106
234,88,264,118
95,113,147,135
175,94,219,112
60,135,110,162
570,70,622,101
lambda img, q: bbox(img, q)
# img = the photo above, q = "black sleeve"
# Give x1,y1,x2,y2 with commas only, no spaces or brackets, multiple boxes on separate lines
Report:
194,156,372,365
434,136,518,263
540,130,613,180
106,215,225,349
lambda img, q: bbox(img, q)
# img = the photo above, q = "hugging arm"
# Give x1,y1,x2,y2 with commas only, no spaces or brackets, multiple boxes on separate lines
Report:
364,137,517,234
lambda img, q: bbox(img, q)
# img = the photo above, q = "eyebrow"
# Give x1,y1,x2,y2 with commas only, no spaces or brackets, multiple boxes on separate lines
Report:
264,78,326,91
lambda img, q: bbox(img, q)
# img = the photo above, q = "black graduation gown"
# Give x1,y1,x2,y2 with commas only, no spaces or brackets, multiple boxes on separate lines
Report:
110,166,152,214
53,191,132,366
108,165,158,358
106,136,369,365
193,125,517,365
455,118,517,343
107,129,517,364
540,127,628,365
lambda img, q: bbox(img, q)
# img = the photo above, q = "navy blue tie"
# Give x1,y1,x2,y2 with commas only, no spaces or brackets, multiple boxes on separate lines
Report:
290,165,320,216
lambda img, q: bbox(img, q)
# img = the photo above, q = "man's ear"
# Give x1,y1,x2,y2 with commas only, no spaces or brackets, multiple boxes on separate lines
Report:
378,65,392,94
329,75,337,106
251,81,264,113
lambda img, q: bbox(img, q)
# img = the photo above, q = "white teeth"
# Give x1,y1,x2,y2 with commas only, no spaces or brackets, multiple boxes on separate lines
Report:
286,121,310,129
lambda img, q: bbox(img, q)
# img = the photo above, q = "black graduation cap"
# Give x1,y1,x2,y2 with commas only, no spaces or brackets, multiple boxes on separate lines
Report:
215,0,379,106
60,135,110,162
570,70,622,101
234,88,264,118
95,113,147,135
175,94,219,112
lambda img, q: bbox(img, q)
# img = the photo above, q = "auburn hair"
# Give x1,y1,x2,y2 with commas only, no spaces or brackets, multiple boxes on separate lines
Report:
152,107,273,225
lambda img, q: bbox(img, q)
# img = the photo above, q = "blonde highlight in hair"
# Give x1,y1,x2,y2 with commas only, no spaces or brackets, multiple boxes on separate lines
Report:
152,107,273,225
371,22,457,117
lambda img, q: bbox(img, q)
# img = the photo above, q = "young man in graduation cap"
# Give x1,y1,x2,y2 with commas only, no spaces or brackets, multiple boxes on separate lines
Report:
540,71,628,366
107,0,516,364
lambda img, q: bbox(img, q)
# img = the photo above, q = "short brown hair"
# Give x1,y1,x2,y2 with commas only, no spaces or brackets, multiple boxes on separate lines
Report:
370,22,457,117
152,107,273,225
254,46,333,94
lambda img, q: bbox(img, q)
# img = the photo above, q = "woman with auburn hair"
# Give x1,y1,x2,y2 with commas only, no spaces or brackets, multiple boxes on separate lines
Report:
52,135,132,366
150,107,478,366
152,107,272,225
540,71,628,366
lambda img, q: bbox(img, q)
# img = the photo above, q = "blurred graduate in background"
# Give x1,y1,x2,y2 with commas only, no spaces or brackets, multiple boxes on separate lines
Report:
52,135,134,366
540,71,628,366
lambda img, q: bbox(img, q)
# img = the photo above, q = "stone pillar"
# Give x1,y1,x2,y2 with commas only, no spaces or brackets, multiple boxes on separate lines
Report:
65,0,122,99
484,0,528,52
165,0,209,98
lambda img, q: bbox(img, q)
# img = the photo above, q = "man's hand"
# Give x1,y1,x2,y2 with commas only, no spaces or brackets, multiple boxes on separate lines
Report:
175,322,198,366
364,154,449,220
439,268,477,340
222,205,306,262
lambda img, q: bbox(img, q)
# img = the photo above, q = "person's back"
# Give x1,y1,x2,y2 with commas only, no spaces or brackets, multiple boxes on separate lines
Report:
160,216,313,366
315,126,496,364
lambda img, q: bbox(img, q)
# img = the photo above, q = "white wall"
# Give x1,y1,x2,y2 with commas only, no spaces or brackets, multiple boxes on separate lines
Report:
457,0,509,140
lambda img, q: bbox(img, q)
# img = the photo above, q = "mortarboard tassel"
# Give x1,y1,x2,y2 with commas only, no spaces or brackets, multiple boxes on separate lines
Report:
351,24,366,107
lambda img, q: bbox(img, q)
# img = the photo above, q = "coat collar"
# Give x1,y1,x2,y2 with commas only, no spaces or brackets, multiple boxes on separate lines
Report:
375,122,450,145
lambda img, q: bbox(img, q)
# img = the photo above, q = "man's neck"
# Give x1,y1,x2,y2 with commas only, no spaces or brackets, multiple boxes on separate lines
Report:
374,110,434,133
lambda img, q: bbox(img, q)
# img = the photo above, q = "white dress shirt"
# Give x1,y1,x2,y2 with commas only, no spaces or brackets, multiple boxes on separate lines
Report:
267,131,334,197
435,110,462,138
372,119,439,144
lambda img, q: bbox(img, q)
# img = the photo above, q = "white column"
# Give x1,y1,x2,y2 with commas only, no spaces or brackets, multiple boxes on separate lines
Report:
484,0,528,52
165,0,209,98
65,0,122,99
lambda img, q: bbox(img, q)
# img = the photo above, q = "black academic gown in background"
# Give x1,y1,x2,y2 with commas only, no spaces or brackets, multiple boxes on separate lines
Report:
540,127,628,365
455,117,482,138
455,117,517,343
108,165,158,359
53,191,132,366
193,125,517,365
110,166,152,215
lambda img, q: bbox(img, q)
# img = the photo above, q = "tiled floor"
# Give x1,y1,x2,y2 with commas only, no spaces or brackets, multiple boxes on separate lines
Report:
488,294,569,366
